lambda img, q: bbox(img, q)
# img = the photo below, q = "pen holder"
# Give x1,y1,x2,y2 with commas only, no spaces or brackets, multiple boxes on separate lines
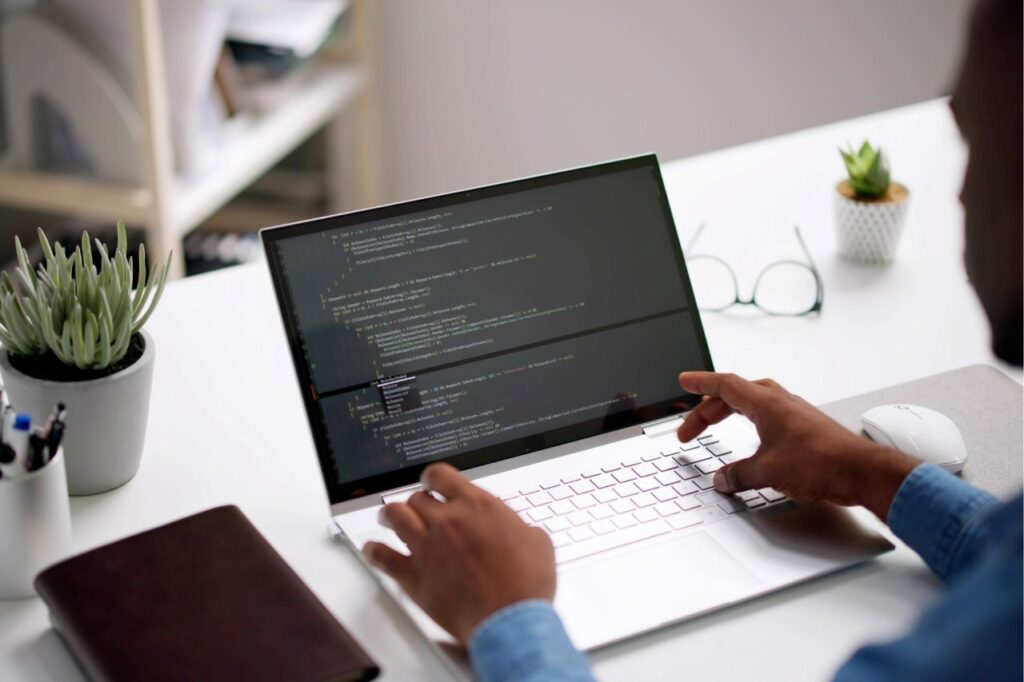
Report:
0,448,72,600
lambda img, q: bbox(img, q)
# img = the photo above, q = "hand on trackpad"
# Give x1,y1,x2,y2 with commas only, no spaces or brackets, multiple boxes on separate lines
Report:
555,532,762,649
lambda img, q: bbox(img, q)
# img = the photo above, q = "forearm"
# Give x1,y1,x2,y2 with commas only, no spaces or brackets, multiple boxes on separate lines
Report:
469,600,596,682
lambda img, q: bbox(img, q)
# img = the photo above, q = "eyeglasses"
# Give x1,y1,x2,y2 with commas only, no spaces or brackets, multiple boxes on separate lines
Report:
684,224,824,316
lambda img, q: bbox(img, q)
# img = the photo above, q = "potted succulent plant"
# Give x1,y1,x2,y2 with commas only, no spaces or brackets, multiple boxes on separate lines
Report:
834,141,909,264
0,223,169,495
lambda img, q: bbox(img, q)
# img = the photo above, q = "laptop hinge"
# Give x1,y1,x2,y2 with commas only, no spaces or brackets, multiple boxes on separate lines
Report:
642,414,683,437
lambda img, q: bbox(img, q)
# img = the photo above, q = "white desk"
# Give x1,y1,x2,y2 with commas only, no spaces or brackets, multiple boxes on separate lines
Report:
1,99,1018,681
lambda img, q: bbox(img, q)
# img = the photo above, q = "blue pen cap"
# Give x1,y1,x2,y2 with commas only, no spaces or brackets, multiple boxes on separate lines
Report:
13,413,31,431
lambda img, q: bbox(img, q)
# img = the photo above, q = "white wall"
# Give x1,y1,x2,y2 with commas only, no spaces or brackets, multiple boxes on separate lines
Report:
370,0,972,204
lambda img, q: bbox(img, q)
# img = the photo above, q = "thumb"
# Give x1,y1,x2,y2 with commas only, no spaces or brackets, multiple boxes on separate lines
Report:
713,454,766,494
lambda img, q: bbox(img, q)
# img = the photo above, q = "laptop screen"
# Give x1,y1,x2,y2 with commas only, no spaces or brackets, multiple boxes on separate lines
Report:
262,155,713,503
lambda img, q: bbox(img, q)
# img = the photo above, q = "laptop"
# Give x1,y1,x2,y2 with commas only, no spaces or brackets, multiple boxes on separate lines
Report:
261,154,893,655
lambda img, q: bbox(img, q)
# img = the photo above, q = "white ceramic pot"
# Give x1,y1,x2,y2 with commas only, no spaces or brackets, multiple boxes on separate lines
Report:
834,181,910,264
0,331,155,496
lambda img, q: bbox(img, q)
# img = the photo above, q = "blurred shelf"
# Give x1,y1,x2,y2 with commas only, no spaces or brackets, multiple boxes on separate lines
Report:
0,62,362,244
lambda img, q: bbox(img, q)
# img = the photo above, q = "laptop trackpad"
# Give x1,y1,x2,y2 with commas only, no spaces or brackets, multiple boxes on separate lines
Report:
555,531,762,650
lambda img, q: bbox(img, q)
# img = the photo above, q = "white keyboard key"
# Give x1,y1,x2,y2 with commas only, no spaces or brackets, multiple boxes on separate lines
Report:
593,488,617,503
545,517,571,533
498,491,518,501
744,496,766,508
696,505,728,523
667,511,703,530
551,531,572,548
679,439,702,451
572,494,596,509
719,453,740,464
693,474,717,490
519,485,540,495
653,487,677,503
677,450,711,465
655,459,679,472
581,468,602,478
591,519,616,535
541,479,561,489
621,457,642,467
676,496,701,511
705,442,731,456
506,497,530,512
591,474,617,489
633,507,659,523
570,480,596,495
550,486,573,501
614,482,640,497
655,501,680,517
601,463,621,473
549,500,574,516
590,504,614,520
518,511,533,524
697,434,717,444
737,490,762,501
527,491,554,506
697,491,730,506
660,447,681,456
528,507,552,522
718,498,747,515
569,526,595,542
642,452,661,462
635,478,659,492
672,481,698,496
556,520,671,563
612,514,638,529
655,471,680,486
760,488,787,503
633,492,658,508
612,469,637,483
696,459,724,475
610,499,636,514
560,473,582,484
676,464,701,479
632,462,657,477
568,510,592,526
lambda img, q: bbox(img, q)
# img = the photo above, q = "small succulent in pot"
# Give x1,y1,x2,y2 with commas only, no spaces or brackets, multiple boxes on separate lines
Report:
834,141,910,264
0,222,170,494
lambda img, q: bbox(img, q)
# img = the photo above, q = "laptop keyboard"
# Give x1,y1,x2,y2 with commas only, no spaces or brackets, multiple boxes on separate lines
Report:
496,433,789,564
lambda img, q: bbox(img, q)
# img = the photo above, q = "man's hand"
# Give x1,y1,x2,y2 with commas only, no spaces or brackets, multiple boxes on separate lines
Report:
362,463,556,645
677,372,919,520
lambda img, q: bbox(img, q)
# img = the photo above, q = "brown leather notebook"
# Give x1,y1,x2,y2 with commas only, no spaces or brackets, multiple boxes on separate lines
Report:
35,505,379,682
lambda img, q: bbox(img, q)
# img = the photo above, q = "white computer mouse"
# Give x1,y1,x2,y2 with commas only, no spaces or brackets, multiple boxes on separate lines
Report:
861,404,968,473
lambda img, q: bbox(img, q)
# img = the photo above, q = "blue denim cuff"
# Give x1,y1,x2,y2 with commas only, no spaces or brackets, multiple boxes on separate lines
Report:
888,464,999,582
469,600,594,682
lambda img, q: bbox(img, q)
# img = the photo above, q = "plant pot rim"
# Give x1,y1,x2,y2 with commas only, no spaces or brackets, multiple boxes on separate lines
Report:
836,180,909,204
0,329,154,388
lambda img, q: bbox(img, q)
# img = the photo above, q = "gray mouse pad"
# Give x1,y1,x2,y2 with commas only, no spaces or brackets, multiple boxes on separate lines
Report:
818,364,1023,499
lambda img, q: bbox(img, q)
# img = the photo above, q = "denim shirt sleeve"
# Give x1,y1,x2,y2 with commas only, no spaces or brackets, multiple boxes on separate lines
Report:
886,463,1000,583
468,600,596,682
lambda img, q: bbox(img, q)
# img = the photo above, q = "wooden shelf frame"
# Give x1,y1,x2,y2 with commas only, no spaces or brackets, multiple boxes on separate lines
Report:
0,0,379,279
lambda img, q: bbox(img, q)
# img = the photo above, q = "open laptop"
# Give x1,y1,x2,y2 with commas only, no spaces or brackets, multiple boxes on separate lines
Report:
260,154,892,655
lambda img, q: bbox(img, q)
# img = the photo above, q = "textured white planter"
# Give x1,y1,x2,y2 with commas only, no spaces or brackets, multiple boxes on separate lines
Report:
0,331,155,496
834,181,910,264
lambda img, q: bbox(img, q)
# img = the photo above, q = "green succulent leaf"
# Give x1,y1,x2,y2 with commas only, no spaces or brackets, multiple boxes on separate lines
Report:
0,223,170,371
839,140,891,198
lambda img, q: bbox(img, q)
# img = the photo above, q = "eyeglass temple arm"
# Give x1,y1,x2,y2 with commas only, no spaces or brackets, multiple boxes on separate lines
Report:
792,225,822,273
685,222,707,253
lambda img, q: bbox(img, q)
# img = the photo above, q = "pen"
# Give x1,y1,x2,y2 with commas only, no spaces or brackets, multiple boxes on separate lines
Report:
28,430,47,472
43,407,66,465
41,402,65,441
7,414,31,476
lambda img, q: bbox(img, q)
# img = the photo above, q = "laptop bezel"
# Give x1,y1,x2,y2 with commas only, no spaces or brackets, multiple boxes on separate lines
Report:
261,154,715,504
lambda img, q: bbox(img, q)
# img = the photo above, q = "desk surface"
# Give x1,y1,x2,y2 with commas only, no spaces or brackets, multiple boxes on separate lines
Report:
1,99,1019,681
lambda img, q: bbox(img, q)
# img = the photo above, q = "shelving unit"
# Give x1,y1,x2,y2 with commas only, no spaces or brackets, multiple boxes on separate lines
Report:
0,0,380,279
